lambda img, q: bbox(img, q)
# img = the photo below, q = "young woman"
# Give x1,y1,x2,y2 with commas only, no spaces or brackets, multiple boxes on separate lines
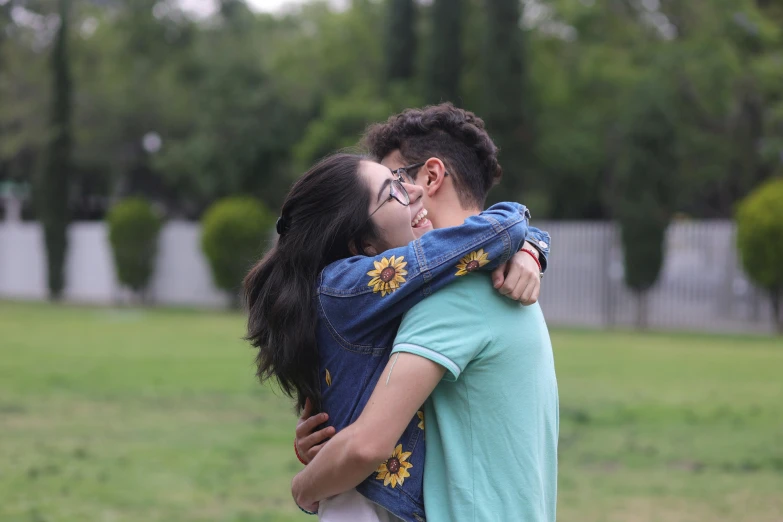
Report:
244,153,547,521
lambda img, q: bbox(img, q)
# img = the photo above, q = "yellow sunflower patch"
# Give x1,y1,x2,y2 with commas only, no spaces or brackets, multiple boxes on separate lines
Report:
367,256,408,297
375,444,413,488
455,249,490,276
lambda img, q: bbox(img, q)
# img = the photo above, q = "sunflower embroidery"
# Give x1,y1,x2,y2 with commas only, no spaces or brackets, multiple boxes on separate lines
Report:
375,444,413,488
367,256,408,297
325,369,332,387
455,249,490,276
417,410,424,431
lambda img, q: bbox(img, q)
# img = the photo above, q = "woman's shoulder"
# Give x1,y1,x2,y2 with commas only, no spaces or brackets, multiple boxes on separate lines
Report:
319,254,372,291
319,244,417,296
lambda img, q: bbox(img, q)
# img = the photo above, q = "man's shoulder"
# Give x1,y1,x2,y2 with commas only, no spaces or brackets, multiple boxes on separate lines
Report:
404,274,493,315
394,275,495,380
397,275,494,340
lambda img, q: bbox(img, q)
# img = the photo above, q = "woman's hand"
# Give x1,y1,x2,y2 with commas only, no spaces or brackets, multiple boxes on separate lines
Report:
292,473,320,514
295,398,336,465
491,241,541,305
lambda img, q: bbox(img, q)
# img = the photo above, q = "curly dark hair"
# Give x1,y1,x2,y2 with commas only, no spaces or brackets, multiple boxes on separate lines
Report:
362,103,503,208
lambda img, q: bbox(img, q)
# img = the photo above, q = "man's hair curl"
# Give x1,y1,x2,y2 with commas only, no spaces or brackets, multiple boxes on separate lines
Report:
363,103,502,208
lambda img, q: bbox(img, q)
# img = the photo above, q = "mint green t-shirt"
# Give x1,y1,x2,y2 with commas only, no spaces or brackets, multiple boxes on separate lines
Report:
392,274,559,522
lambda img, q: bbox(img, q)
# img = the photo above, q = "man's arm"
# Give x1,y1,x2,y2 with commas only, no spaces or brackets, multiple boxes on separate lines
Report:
291,353,446,512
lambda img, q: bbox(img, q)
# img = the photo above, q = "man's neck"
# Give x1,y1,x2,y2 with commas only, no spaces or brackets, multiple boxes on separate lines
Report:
431,205,481,229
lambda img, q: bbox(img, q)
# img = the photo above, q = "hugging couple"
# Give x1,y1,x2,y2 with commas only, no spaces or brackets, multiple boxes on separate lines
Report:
244,103,558,522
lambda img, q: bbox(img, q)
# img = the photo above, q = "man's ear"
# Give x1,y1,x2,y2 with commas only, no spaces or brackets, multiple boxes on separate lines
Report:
422,157,447,197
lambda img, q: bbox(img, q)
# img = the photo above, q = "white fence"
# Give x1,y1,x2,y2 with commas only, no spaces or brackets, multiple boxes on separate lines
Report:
535,221,776,334
0,220,777,334
0,221,228,308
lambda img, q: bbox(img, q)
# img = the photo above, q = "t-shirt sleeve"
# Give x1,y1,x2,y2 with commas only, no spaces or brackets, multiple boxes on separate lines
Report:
391,286,491,382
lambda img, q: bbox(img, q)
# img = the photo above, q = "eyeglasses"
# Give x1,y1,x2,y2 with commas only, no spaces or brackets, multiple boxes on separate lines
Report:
390,162,425,182
390,161,449,182
368,178,410,220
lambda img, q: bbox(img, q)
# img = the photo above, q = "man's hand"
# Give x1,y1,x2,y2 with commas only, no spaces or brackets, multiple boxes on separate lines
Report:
491,241,541,305
295,398,336,465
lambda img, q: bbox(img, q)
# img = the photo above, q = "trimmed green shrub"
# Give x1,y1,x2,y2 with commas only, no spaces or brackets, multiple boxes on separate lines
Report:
107,198,163,296
201,197,273,304
618,204,669,330
736,178,783,333
613,83,677,329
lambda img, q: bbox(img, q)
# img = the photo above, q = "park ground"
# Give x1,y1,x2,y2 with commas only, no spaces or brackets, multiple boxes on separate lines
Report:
1,301,781,522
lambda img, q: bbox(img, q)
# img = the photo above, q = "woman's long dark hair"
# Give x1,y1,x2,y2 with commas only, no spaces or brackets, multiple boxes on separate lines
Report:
244,154,379,413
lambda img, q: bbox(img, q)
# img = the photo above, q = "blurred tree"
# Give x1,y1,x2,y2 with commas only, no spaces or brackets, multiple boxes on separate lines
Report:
293,84,421,168
481,0,534,204
751,0,783,182
293,90,392,168
153,23,302,215
613,80,679,329
424,0,462,105
736,178,783,334
84,0,197,210
660,0,779,217
270,0,384,99
2,0,781,227
219,0,253,28
0,1,49,197
284,0,423,167
37,0,73,299
384,0,417,83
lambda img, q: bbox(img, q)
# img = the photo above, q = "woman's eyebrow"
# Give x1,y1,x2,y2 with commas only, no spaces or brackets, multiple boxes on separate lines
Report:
377,178,392,202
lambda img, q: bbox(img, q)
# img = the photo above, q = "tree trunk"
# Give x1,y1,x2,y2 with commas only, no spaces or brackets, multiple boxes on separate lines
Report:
426,0,462,104
39,0,73,300
635,290,648,331
482,0,532,201
771,287,782,335
384,0,417,83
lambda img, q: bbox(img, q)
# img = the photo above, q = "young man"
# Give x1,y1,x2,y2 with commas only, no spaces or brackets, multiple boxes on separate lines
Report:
292,104,558,521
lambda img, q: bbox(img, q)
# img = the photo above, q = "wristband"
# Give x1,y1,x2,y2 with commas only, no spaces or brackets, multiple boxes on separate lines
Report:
297,504,317,516
294,439,308,466
520,248,542,273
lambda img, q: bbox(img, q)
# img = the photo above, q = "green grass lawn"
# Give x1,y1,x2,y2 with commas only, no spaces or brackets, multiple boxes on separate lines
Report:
1,301,781,522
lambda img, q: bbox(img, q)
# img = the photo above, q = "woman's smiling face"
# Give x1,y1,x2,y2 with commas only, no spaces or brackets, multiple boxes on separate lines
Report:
359,160,432,252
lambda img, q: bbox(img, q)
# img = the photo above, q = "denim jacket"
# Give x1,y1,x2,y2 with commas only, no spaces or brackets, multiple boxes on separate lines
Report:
314,202,551,522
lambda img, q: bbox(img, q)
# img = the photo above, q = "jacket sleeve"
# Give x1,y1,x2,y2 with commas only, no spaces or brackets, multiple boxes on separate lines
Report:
525,226,551,272
318,202,531,345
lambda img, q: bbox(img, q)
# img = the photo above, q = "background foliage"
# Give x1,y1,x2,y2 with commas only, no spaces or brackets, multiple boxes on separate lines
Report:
1,0,781,221
0,0,781,304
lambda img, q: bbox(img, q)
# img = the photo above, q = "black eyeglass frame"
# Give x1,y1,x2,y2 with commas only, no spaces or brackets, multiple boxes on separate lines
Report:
357,161,446,238
390,161,450,183
367,178,410,220
390,162,425,181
